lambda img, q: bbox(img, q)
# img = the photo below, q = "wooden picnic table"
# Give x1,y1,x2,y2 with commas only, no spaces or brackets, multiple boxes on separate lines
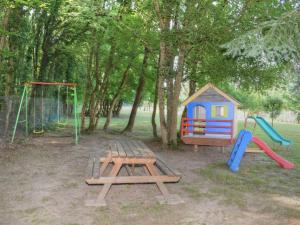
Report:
85,140,181,206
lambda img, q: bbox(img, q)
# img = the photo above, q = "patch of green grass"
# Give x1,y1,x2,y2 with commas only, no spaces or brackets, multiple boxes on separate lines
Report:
195,121,300,202
182,184,207,199
93,208,112,225
120,201,167,217
210,186,247,209
199,160,300,196
121,202,142,213
238,121,300,166
96,107,159,138
23,207,39,215
261,204,300,220
146,203,166,215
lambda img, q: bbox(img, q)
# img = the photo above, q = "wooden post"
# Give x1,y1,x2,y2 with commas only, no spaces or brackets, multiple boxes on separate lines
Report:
194,145,198,152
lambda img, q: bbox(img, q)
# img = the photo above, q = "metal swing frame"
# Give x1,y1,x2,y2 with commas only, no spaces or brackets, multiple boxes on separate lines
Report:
11,82,79,144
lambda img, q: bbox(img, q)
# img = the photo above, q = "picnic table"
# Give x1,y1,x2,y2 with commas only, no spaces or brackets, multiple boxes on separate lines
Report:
85,140,181,206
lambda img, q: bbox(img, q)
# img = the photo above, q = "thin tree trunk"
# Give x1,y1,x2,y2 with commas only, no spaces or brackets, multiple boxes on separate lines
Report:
122,47,149,133
168,47,185,146
3,59,14,136
103,61,132,130
81,48,93,131
87,42,102,131
157,41,169,146
32,11,43,80
179,78,194,136
87,40,116,131
0,9,10,58
151,70,159,138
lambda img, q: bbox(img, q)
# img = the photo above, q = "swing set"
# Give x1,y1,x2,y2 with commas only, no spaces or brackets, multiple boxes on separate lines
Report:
11,82,79,144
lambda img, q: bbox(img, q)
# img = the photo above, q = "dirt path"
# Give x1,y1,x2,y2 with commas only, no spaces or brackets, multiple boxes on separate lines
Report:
0,133,298,225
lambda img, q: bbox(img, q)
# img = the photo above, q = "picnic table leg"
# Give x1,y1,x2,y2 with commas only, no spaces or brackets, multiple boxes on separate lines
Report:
145,162,183,205
99,152,112,177
95,159,123,205
145,163,170,197
125,165,133,176
143,165,149,175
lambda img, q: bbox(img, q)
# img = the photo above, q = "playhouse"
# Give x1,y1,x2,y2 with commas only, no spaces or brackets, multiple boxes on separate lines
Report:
181,83,240,146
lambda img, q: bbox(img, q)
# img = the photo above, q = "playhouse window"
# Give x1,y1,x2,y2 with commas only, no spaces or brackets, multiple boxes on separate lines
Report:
212,105,228,118
216,106,225,117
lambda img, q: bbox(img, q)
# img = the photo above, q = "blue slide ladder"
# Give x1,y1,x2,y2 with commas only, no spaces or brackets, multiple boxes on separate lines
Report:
227,130,253,172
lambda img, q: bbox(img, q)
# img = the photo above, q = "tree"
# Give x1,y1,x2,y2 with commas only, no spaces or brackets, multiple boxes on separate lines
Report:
122,47,149,133
263,97,284,126
222,7,300,64
1,0,297,145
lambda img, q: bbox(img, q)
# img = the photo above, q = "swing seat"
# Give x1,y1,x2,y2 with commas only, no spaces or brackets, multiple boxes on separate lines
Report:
33,129,45,135
57,121,68,126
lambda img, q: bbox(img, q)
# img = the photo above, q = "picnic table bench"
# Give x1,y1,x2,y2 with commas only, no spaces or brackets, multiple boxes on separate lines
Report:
85,140,181,206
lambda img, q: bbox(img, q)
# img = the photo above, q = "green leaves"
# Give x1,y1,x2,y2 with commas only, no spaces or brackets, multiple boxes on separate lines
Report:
222,9,300,64
263,96,284,123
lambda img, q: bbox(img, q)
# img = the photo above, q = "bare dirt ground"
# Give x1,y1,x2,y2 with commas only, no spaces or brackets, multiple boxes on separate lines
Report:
0,132,299,225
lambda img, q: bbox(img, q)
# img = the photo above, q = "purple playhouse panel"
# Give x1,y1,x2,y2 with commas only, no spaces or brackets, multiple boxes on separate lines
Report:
186,102,234,134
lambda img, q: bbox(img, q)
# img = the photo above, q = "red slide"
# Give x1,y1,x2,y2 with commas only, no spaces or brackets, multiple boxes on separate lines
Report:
252,137,295,169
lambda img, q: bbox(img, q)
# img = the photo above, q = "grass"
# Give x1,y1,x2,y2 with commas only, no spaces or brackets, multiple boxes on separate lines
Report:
103,108,300,212
182,184,206,199
195,121,300,214
97,107,157,138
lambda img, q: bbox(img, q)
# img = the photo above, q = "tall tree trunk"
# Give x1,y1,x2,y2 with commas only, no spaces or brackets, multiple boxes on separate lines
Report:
3,8,21,136
32,11,43,80
151,67,159,138
0,9,10,59
3,59,14,136
103,61,132,131
1,9,11,136
157,41,169,146
81,48,94,131
87,42,101,131
122,47,149,133
87,40,116,131
167,47,185,146
153,0,189,147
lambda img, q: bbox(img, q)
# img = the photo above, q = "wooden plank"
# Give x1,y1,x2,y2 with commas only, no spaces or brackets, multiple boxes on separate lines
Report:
86,175,180,184
86,154,96,179
95,159,123,202
130,140,145,157
125,165,133,176
116,141,127,157
136,141,155,158
112,157,156,164
99,152,112,176
181,137,234,146
87,152,101,179
128,140,142,157
126,140,141,157
145,163,170,197
108,141,119,157
121,140,135,157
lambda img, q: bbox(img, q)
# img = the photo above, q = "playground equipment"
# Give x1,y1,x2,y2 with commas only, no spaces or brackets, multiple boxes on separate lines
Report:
11,82,79,144
245,116,291,146
181,83,240,146
227,129,294,172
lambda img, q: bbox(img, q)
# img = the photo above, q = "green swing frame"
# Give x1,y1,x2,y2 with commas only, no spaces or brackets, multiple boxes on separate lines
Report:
11,82,79,144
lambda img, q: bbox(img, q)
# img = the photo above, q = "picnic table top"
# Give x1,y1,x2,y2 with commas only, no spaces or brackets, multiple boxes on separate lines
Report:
107,140,156,158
